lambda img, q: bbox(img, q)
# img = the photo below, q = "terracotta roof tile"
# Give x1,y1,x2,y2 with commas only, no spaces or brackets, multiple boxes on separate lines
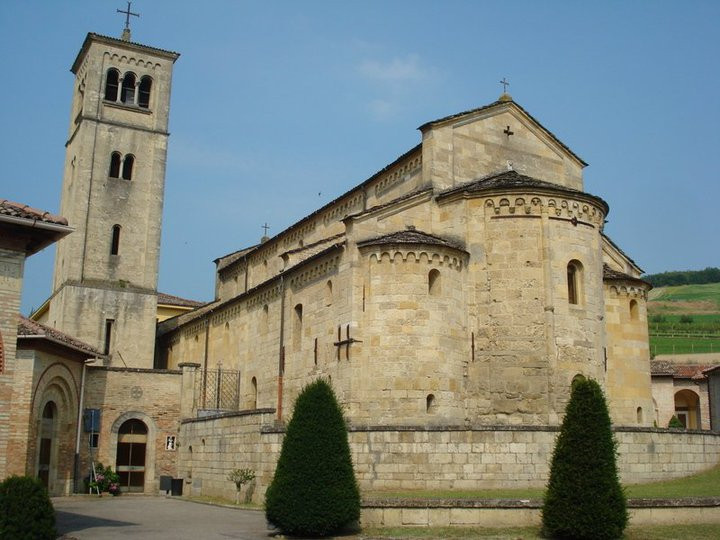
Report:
357,229,465,251
651,361,713,380
0,199,68,226
17,316,103,357
157,292,205,308
603,264,651,287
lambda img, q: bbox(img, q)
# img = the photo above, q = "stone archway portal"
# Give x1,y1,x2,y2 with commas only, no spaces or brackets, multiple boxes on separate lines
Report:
116,419,148,492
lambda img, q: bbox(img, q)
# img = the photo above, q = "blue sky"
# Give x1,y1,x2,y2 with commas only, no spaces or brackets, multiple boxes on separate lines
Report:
2,1,718,314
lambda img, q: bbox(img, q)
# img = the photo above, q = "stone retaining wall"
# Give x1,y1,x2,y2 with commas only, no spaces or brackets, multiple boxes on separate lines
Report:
178,414,720,503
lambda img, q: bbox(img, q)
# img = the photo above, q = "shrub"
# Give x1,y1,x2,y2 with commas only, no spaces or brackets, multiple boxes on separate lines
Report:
265,379,360,536
668,415,685,429
0,475,56,540
679,315,694,324
90,462,121,495
542,379,627,539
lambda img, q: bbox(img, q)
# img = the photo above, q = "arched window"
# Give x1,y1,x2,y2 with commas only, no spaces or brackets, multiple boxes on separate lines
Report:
629,299,639,321
109,152,121,178
426,394,436,413
104,68,119,101
567,260,583,305
428,269,441,296
571,373,586,389
293,304,303,351
138,76,152,108
324,280,333,307
636,407,643,424
122,155,134,180
111,225,121,255
261,304,269,334
121,72,137,105
251,377,258,409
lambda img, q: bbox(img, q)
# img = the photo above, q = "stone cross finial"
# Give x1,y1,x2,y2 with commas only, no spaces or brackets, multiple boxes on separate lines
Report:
117,1,140,41
500,77,510,93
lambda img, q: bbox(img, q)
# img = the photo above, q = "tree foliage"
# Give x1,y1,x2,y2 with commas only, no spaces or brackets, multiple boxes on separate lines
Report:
644,267,720,287
0,476,56,540
542,379,627,539
265,379,360,536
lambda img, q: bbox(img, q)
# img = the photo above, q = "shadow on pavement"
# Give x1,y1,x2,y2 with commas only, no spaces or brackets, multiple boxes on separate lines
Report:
56,510,136,535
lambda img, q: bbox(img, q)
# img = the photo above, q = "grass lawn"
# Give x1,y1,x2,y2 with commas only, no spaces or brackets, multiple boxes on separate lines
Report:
362,524,720,539
649,335,720,355
649,283,720,308
363,465,720,501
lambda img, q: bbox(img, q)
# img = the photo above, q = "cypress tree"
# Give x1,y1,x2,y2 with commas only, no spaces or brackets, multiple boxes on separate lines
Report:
265,379,360,536
542,378,627,539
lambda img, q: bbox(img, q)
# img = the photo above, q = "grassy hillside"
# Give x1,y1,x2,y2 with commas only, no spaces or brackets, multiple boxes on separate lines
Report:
647,282,720,355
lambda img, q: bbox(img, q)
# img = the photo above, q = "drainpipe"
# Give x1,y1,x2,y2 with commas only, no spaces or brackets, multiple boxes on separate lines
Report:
74,358,96,493
277,273,286,421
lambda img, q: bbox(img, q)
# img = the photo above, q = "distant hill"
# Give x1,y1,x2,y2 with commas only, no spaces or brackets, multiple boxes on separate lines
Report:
643,267,720,287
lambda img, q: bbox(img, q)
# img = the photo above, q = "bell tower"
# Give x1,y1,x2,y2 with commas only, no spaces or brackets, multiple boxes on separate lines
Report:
48,30,179,367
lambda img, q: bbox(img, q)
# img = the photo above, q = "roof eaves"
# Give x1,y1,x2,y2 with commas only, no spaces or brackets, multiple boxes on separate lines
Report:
72,32,180,73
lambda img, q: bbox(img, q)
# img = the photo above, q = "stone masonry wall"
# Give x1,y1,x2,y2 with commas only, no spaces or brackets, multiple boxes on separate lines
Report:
179,415,720,503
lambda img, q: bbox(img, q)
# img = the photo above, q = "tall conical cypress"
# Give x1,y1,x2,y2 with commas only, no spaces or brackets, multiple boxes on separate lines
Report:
542,378,627,539
265,379,360,536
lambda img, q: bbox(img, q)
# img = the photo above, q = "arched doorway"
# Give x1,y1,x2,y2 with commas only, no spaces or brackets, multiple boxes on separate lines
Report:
37,401,57,488
116,419,148,492
674,389,701,429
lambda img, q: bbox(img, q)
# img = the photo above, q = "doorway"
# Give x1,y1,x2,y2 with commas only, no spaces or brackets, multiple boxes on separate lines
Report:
38,402,57,488
116,419,148,492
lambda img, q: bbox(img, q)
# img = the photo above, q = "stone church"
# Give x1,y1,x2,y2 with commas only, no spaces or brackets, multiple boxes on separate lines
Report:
1,27,718,500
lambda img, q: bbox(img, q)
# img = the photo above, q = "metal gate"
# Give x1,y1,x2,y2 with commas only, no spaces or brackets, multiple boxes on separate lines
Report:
195,368,241,411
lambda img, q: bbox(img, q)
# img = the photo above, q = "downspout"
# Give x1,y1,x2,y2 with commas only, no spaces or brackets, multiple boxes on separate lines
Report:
73,358,96,492
202,318,210,409
277,273,286,421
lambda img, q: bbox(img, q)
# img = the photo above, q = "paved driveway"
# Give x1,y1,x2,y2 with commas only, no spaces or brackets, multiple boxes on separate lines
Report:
54,496,272,540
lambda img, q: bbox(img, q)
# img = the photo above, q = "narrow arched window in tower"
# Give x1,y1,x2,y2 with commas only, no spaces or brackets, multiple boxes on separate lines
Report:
636,406,643,424
426,394,436,413
122,155,134,180
251,377,257,409
104,68,119,101
293,304,303,351
138,76,152,108
629,299,639,321
324,280,333,307
567,260,583,305
109,152,121,178
428,269,441,296
261,304,269,334
121,72,137,105
111,225,121,255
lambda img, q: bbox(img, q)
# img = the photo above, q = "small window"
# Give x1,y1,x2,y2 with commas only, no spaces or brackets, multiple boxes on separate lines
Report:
122,155,134,180
636,407,643,424
89,433,99,448
138,76,152,108
428,269,441,296
103,319,114,355
261,304,269,334
629,299,639,321
109,152,121,178
110,225,121,255
293,304,303,350
121,72,136,105
426,394,436,413
104,68,119,101
567,260,583,305
325,280,333,307
251,377,258,409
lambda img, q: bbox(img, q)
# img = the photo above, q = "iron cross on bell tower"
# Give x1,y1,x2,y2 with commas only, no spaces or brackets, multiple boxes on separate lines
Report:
117,1,140,41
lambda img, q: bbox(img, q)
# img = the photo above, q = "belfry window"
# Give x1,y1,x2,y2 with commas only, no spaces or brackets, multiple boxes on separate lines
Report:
138,76,152,108
567,260,583,305
109,152,121,178
104,69,119,101
111,225,121,255
122,155,134,180
121,72,137,105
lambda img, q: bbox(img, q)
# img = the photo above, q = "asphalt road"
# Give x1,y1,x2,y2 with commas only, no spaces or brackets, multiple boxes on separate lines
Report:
54,496,273,540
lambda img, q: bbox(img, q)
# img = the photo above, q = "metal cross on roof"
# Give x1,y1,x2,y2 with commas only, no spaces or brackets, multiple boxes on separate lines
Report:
262,223,270,236
500,77,510,93
117,1,140,30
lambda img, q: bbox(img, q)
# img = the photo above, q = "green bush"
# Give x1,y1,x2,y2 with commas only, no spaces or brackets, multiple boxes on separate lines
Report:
679,315,694,324
0,476,56,540
542,379,627,539
265,379,360,536
668,415,685,429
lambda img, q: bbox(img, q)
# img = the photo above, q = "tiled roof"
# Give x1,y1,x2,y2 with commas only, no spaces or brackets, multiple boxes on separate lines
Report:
215,245,258,272
72,33,179,73
157,292,205,308
282,233,345,257
357,229,465,251
17,316,103,357
601,233,643,274
438,170,609,213
418,97,587,166
651,361,713,380
0,199,68,226
603,264,651,287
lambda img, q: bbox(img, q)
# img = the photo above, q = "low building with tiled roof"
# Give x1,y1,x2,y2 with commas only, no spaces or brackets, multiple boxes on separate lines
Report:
17,316,103,360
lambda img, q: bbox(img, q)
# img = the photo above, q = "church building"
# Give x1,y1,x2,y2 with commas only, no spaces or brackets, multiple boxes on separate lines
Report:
1,24,718,501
